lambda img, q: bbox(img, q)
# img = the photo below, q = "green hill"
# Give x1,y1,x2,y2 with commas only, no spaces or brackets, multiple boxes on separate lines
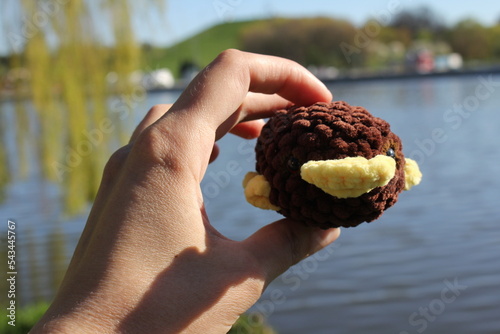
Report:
142,19,261,78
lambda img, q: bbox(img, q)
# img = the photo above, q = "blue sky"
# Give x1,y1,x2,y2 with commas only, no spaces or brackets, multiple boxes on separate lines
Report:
1,0,499,55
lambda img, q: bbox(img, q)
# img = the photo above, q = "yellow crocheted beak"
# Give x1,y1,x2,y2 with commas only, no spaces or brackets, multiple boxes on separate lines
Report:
300,155,397,198
301,155,422,198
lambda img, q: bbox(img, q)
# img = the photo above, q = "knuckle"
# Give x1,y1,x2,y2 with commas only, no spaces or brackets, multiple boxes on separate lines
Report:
102,145,131,183
212,49,248,90
216,48,243,62
130,125,186,172
213,49,246,74
145,104,170,120
131,126,169,164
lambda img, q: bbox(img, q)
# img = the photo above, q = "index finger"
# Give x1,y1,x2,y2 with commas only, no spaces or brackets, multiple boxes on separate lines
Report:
158,50,332,139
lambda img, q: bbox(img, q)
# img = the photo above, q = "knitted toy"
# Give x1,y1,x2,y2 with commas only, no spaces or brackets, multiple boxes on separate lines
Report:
243,101,422,229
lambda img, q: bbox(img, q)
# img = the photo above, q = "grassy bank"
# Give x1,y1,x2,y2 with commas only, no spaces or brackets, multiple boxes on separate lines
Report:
142,20,260,77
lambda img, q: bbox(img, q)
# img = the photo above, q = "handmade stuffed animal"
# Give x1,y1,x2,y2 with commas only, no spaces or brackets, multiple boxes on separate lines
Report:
243,101,422,229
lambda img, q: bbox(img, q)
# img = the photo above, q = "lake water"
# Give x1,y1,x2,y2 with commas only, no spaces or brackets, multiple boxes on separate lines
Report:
1,75,500,333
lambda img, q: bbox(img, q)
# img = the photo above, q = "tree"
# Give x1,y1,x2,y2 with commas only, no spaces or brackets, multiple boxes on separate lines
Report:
389,6,446,40
449,19,491,61
240,17,358,68
0,0,163,214
489,24,500,59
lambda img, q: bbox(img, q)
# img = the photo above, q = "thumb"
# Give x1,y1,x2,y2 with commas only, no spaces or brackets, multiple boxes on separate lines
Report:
243,219,341,286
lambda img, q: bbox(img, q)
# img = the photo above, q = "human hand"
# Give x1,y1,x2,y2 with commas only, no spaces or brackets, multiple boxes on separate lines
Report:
31,49,341,334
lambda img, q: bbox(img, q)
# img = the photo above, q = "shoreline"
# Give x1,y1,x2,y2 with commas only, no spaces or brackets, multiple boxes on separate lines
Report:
147,66,500,93
322,66,500,84
2,66,500,102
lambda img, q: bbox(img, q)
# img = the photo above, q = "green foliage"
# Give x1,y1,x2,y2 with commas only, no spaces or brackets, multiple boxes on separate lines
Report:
0,0,162,215
370,24,411,46
489,24,500,59
240,17,357,68
0,302,49,334
0,302,276,334
389,6,446,39
0,124,8,201
146,17,361,74
149,11,500,78
449,19,492,61
228,313,277,334
143,20,260,78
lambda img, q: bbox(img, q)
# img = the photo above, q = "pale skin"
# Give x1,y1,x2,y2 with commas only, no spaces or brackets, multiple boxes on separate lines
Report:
30,49,341,334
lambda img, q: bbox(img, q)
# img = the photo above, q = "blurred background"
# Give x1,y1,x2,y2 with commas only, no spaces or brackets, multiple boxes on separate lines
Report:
1,0,500,333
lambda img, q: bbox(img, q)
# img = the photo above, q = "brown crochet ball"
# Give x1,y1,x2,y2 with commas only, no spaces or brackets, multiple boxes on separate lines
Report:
255,101,406,228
